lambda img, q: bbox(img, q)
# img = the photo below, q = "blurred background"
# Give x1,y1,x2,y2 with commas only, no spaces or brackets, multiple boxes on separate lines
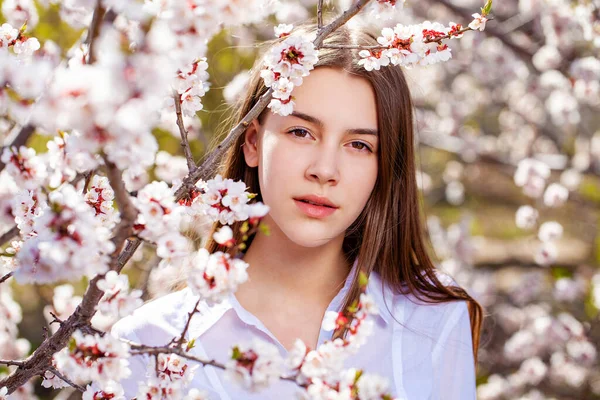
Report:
0,0,599,399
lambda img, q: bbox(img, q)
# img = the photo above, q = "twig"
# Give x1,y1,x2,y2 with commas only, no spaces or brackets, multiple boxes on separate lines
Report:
85,0,106,65
82,169,95,193
0,360,24,367
127,343,302,385
102,155,138,256
318,0,324,30
173,91,197,173
0,271,13,284
168,298,202,348
47,367,86,393
0,125,36,173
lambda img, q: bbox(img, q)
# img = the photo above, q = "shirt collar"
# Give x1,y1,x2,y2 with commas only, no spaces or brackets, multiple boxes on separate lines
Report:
186,258,396,339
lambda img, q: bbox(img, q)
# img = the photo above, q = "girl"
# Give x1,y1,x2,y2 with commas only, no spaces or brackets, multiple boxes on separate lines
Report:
112,23,483,400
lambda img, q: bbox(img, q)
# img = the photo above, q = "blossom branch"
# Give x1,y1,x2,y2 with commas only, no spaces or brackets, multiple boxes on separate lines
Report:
173,91,197,173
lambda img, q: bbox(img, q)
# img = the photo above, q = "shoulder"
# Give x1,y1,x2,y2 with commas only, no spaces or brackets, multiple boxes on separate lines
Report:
370,270,471,334
110,287,197,345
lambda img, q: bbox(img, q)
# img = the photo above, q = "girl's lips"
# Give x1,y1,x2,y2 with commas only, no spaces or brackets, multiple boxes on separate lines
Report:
293,199,337,218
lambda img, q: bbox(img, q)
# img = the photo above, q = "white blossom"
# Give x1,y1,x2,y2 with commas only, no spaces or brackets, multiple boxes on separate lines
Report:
225,339,283,391
543,183,569,207
515,205,538,230
187,249,249,304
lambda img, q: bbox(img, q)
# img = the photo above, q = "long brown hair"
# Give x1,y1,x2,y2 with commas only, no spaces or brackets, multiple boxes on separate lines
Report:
204,23,483,363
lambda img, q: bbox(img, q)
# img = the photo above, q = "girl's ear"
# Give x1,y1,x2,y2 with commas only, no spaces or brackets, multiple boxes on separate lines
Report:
243,119,260,168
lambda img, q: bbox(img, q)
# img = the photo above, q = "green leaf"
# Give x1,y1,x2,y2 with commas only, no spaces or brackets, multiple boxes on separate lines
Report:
186,338,196,352
481,0,492,16
68,337,77,353
231,346,242,360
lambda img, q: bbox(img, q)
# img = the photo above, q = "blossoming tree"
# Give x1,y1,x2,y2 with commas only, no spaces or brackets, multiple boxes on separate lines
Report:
1,0,599,399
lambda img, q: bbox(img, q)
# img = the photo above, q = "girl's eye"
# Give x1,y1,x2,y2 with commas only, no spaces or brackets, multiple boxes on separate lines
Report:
349,141,373,153
287,128,311,138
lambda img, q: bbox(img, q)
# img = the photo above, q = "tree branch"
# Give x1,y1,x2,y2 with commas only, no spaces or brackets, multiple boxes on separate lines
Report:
168,298,202,348
173,91,197,173
0,271,13,285
318,0,324,30
85,0,106,65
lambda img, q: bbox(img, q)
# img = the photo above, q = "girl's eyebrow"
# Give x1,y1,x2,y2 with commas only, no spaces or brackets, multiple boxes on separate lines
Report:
291,111,378,137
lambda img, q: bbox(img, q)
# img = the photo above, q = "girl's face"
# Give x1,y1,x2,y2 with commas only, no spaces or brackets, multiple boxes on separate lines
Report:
243,67,379,247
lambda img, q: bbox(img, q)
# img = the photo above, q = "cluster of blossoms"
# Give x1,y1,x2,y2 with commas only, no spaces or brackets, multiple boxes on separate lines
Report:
186,248,249,304
0,22,40,56
132,182,178,238
225,339,283,391
84,175,120,229
96,271,143,322
359,21,461,71
478,307,597,399
133,353,202,399
513,158,576,266
188,174,270,226
82,381,126,400
358,2,490,71
303,368,392,400
0,146,47,190
171,58,210,118
261,24,319,116
48,330,131,390
13,184,115,284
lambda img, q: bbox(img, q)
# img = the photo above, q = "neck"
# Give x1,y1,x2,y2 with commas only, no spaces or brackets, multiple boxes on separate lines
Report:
239,219,351,305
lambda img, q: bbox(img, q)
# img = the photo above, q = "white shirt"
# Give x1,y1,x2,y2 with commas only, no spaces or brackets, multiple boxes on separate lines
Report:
111,264,476,399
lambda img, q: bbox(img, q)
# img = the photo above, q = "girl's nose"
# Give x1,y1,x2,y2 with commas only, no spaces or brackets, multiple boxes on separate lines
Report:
305,143,340,185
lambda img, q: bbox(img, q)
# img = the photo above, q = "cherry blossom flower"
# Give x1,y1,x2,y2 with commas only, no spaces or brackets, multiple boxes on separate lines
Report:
0,387,7,399
538,221,563,242
1,146,48,190
468,13,488,31
82,382,126,400
226,339,284,391
187,249,249,303
96,271,143,322
213,225,235,247
274,23,293,38
534,242,558,266
515,205,539,230
84,175,120,229
543,183,569,207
